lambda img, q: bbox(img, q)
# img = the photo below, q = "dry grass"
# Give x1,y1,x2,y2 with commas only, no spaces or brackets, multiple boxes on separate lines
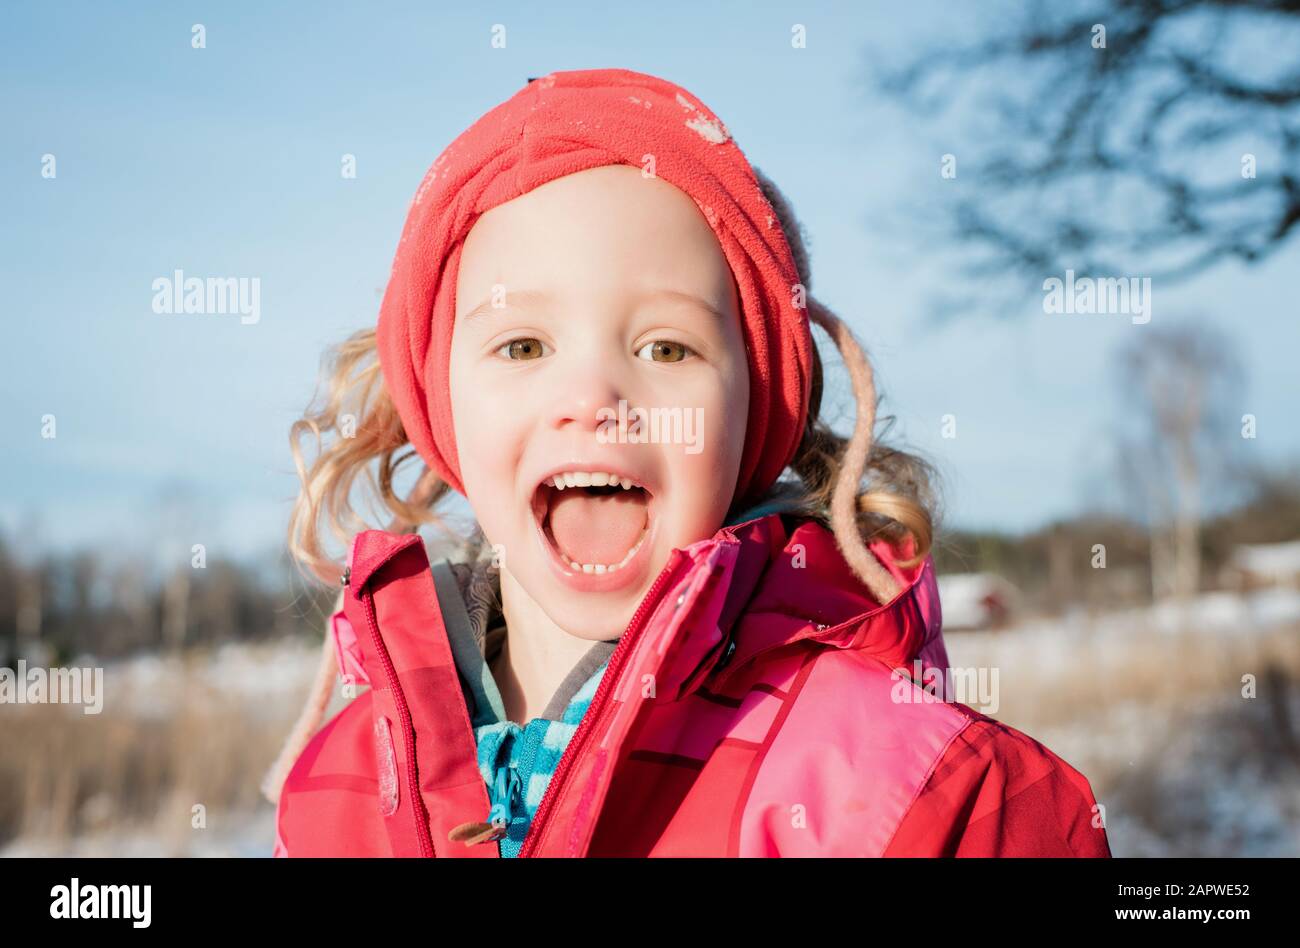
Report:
0,638,333,855
945,619,1300,855
947,620,1300,729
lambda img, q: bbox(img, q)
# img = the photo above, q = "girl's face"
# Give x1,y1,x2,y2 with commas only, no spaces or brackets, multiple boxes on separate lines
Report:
449,164,749,641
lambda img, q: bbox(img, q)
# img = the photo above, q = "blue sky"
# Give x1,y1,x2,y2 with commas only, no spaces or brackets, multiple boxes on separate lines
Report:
3,1,1297,565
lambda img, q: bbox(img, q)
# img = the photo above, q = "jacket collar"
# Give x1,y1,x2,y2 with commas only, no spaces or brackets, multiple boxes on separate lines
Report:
663,512,939,697
335,512,940,704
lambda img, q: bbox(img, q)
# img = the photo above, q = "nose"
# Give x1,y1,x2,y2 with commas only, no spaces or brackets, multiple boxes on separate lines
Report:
544,349,633,441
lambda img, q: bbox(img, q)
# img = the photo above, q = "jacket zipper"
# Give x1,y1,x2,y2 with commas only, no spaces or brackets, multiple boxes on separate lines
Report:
361,586,436,858
517,552,686,857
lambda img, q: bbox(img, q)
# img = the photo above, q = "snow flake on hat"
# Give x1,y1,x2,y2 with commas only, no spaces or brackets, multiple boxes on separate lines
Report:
414,150,455,205
414,173,436,206
687,115,729,144
675,92,730,144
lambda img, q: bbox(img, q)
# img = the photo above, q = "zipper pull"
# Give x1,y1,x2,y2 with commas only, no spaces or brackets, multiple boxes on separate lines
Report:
341,565,351,588
448,818,507,846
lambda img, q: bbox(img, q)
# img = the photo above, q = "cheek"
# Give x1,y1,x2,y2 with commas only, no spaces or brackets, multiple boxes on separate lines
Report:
711,354,750,472
448,350,522,501
661,368,748,516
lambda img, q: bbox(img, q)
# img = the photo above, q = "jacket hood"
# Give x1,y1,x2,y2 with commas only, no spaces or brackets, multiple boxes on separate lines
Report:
668,512,947,697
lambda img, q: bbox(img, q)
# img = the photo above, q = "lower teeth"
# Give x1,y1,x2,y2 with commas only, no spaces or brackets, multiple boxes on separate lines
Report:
563,528,647,574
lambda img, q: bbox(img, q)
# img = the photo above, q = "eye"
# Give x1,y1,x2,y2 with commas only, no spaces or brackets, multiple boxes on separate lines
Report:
636,340,693,363
495,337,549,361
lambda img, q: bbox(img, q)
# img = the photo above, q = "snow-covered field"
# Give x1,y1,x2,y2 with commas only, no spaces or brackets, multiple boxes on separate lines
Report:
0,637,338,858
4,590,1299,857
2,806,277,858
943,589,1300,857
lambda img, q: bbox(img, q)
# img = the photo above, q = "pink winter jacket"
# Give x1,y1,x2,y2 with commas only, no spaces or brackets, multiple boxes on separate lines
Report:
273,512,1112,857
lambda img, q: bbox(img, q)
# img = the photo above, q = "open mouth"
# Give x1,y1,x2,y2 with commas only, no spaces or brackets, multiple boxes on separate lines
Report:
530,471,653,575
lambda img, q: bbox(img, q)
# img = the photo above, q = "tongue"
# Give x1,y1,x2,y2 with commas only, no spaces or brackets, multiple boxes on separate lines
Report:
548,488,648,566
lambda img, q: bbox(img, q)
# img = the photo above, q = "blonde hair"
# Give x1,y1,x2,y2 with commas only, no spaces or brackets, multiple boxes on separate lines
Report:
260,166,939,804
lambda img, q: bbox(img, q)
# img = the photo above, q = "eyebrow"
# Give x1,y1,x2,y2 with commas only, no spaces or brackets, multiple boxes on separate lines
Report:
460,286,727,322
634,287,729,321
461,288,553,322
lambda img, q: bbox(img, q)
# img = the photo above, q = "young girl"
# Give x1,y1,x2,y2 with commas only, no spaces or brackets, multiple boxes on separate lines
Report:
261,68,1111,857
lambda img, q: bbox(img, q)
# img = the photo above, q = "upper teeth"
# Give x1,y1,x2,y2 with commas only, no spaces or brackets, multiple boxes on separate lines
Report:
546,471,639,490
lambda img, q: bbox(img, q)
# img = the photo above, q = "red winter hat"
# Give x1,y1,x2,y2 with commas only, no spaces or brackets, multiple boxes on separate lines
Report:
376,68,814,511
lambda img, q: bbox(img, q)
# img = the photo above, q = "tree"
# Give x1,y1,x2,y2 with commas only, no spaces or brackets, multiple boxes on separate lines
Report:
874,0,1300,314
1111,320,1245,599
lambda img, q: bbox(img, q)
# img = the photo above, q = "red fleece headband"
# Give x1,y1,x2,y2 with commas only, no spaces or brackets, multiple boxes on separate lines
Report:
376,68,813,511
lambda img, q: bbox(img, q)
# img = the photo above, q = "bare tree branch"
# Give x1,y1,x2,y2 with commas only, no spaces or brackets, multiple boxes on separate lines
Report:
873,0,1300,315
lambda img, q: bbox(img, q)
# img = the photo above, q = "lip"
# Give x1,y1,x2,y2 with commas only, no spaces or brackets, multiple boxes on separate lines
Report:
527,463,658,593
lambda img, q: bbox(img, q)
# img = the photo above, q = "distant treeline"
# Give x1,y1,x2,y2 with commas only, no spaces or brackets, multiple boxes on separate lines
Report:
0,543,337,667
932,468,1300,613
